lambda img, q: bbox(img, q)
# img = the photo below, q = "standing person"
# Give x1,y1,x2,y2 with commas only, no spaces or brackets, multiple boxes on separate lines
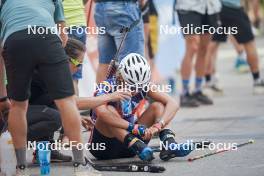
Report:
205,0,264,94
94,0,145,83
176,0,222,107
63,0,87,95
0,0,94,175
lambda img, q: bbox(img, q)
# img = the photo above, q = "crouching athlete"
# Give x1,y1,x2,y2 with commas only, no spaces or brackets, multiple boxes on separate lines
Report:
89,53,193,161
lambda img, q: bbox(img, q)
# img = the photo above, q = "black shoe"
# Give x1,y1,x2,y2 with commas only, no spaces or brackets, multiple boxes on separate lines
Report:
192,91,213,105
180,94,200,107
50,150,72,163
159,129,193,161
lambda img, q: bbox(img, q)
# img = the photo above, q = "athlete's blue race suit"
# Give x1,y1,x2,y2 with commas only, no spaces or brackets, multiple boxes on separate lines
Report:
91,77,147,124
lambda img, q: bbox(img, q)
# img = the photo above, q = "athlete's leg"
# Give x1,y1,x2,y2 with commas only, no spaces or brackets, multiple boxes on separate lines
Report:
137,102,165,127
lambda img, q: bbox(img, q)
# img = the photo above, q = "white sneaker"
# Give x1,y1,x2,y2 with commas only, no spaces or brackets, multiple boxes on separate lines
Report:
253,79,264,95
73,158,101,176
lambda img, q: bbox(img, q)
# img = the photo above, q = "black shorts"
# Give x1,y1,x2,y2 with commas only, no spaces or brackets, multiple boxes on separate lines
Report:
177,10,220,35
212,6,254,43
89,128,136,160
2,28,74,101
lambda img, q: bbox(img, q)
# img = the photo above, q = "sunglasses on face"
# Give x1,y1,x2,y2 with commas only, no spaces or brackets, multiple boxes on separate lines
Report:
70,58,83,68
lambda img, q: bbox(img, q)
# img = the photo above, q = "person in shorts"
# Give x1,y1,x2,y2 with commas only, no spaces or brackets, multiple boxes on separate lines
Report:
206,0,264,94
0,0,89,174
176,0,222,107
94,0,145,83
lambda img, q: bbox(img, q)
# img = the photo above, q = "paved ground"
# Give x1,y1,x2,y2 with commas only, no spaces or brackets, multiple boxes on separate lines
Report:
27,36,264,176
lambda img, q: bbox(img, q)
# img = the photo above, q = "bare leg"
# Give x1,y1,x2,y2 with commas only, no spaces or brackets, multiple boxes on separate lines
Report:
8,100,28,149
181,35,200,80
195,34,211,78
137,102,165,127
243,40,259,73
230,36,244,55
96,64,109,84
54,96,82,145
205,41,220,76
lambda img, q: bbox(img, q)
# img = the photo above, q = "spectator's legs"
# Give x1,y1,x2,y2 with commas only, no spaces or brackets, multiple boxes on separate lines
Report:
181,34,200,95
195,34,211,93
54,96,84,163
8,100,28,166
243,40,260,77
205,41,220,83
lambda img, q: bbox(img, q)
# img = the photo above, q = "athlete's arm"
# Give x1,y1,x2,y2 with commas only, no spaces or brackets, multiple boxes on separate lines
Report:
147,89,179,127
76,90,131,110
95,105,130,129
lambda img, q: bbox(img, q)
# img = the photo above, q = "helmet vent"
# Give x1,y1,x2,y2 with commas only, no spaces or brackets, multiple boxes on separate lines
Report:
132,57,136,65
124,66,128,74
135,71,140,81
143,70,147,81
129,70,134,78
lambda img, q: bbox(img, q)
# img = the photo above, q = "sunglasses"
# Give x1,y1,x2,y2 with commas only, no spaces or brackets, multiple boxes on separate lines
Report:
70,58,83,68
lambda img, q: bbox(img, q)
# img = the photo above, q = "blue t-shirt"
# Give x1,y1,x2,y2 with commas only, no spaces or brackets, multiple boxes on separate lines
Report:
0,0,65,44
92,77,147,123
221,0,241,8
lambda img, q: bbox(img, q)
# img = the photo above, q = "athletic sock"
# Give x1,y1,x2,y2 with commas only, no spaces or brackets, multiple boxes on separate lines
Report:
205,74,211,83
182,79,190,95
252,72,260,81
195,77,203,93
15,148,27,167
72,147,85,164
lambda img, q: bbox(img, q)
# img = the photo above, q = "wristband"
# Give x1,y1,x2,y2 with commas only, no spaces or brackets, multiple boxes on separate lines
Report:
152,123,162,132
127,123,134,132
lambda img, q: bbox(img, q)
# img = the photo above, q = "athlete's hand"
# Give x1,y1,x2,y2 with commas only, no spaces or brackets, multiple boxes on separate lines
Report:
110,89,131,102
128,123,146,137
81,116,94,131
143,127,158,141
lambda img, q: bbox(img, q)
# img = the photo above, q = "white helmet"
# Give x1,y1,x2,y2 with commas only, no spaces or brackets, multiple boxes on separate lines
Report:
118,53,151,88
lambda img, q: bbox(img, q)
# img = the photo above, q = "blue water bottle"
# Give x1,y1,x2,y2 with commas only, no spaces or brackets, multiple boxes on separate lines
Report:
37,141,51,176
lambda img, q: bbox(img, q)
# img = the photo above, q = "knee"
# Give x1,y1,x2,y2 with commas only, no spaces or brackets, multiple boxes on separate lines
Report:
186,38,200,55
150,102,164,115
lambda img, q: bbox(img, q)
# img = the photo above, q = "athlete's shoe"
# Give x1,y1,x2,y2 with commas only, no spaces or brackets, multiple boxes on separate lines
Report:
192,91,213,105
16,165,29,176
73,158,101,176
129,139,154,162
253,79,264,94
180,93,200,108
234,57,249,73
159,129,193,161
